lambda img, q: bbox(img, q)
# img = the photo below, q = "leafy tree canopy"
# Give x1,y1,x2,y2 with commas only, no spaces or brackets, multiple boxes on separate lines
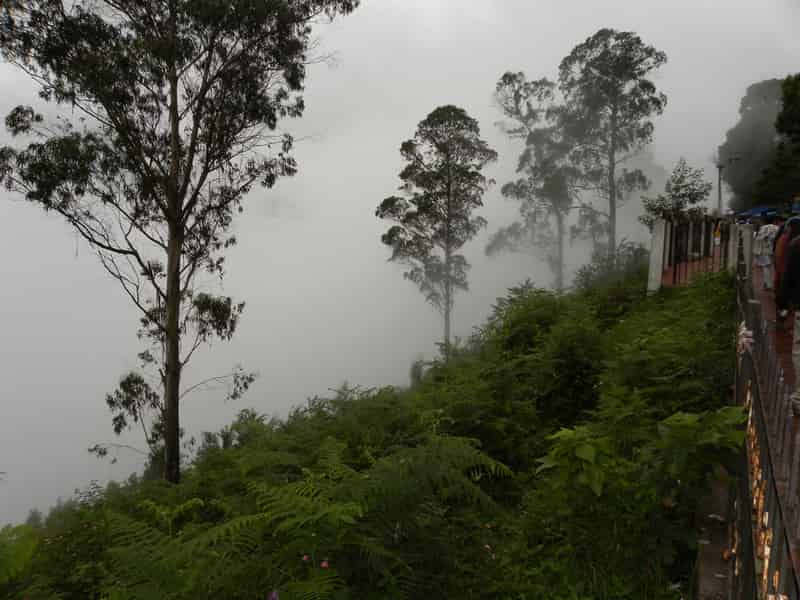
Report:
640,158,712,229
717,78,784,210
488,72,580,290
558,28,667,257
0,0,358,482
757,74,800,206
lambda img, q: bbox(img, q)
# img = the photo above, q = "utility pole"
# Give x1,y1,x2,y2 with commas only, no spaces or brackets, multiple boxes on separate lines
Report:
716,156,740,214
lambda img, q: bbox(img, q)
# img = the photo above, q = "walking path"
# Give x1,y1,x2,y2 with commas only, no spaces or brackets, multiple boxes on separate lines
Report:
661,247,727,288
750,264,794,389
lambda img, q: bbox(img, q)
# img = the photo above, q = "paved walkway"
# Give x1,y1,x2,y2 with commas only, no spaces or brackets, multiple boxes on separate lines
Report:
750,264,795,389
661,247,726,288
748,262,800,594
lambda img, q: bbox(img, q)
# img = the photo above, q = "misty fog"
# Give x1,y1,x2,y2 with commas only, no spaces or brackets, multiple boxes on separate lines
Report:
2,0,799,525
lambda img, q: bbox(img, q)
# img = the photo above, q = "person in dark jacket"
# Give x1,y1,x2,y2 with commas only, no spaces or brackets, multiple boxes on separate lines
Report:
776,233,800,402
775,218,800,291
773,215,799,255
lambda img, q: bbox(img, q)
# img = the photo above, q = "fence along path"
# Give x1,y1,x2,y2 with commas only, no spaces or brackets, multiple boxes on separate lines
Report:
647,216,735,291
648,219,800,598
733,231,800,600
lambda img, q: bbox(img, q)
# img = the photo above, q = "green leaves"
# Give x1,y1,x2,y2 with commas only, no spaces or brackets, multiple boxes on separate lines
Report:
516,272,737,599
640,158,713,229
0,525,38,585
575,443,596,464
537,426,615,499
6,254,737,600
604,272,736,416
648,407,745,485
189,293,245,343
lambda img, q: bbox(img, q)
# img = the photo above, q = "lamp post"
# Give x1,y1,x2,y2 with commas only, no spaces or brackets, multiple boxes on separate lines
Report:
716,156,741,214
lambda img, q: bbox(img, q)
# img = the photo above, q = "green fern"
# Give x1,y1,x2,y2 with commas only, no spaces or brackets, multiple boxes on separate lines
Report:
280,570,345,600
0,524,37,584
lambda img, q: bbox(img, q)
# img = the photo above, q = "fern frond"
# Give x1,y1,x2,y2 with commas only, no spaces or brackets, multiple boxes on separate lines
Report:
280,569,344,600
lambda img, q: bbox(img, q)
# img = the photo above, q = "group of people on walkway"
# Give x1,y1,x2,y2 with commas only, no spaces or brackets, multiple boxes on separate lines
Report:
753,215,800,401
754,215,797,292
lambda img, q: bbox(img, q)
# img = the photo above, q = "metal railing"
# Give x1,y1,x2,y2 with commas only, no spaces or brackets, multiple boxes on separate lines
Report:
648,216,736,291
733,228,800,600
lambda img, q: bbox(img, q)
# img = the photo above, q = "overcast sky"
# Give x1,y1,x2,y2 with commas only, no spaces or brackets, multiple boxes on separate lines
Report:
2,0,798,525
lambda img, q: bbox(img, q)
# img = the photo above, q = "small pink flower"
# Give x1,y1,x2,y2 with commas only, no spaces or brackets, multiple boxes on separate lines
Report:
302,554,310,562
484,544,492,551
320,559,330,569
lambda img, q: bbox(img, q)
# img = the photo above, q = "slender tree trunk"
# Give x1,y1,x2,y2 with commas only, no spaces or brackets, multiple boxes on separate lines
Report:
443,258,451,354
608,181,616,259
163,225,182,484
443,158,452,359
608,109,618,261
164,4,182,484
443,301,451,354
555,209,565,292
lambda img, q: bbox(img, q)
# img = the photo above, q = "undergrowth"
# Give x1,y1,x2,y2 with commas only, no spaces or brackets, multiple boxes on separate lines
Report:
1,263,741,600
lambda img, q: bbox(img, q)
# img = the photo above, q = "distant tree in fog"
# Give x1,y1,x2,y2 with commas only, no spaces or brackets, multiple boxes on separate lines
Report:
717,79,783,210
0,0,359,483
558,28,667,259
640,158,712,230
24,509,43,529
776,75,800,142
376,105,497,356
488,72,579,291
757,75,800,207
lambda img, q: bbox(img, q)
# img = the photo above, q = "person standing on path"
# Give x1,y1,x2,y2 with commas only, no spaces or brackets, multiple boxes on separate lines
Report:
755,216,780,290
776,231,800,402
775,218,800,292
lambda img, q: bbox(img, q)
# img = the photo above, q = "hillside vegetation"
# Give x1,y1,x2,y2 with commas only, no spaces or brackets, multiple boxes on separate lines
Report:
0,260,742,600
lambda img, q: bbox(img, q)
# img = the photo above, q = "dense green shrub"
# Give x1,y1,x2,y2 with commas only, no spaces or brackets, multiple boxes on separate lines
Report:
1,270,738,600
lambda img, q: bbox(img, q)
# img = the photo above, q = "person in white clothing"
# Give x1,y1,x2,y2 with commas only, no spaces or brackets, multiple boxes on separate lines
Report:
754,215,780,290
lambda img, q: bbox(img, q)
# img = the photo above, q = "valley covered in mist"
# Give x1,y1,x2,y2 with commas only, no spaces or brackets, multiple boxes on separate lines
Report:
1,1,799,598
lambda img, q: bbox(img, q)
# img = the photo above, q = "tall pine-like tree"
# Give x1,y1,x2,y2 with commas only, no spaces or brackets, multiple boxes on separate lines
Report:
558,28,667,258
0,0,359,483
489,72,579,291
377,105,496,354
